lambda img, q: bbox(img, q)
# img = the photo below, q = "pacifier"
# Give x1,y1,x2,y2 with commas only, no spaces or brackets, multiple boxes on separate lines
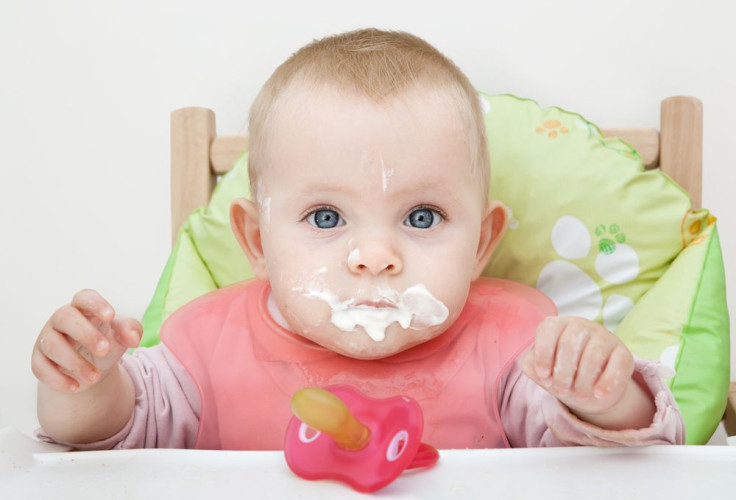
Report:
283,385,439,493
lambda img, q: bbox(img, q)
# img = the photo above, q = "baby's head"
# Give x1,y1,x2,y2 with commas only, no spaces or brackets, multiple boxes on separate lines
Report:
247,28,490,201
231,29,507,359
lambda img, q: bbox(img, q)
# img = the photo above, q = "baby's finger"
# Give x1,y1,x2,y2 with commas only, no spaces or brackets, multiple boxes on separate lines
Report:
520,349,538,382
71,289,115,324
530,317,565,379
593,344,634,400
573,336,610,399
35,329,100,387
550,325,590,394
31,347,81,393
111,317,143,348
50,305,110,357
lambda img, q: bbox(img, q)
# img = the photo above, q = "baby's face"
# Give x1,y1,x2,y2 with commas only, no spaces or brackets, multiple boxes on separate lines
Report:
241,83,500,359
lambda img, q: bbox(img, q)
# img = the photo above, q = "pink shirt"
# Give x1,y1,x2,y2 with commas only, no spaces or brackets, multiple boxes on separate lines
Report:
38,279,685,449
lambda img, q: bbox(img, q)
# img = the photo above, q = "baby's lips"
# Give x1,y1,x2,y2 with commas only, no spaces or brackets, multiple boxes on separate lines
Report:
283,385,438,493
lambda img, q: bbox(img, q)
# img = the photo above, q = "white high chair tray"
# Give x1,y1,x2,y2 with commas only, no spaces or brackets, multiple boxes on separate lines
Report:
2,427,734,499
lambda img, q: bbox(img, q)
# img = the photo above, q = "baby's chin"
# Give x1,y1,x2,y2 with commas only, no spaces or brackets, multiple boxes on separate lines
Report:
306,323,443,360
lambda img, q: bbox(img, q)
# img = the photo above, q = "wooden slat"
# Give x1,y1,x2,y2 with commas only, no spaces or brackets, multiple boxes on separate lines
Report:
660,96,703,209
601,127,660,169
212,130,660,173
211,135,249,174
726,382,736,437
170,107,216,243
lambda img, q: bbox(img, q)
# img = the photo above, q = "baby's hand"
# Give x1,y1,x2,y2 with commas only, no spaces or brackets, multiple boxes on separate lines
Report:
31,289,142,394
521,316,635,418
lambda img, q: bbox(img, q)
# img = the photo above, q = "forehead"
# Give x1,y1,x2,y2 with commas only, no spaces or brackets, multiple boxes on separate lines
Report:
261,82,475,180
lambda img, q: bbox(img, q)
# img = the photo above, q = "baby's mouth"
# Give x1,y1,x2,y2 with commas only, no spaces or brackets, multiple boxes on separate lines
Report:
300,284,449,343
354,299,397,309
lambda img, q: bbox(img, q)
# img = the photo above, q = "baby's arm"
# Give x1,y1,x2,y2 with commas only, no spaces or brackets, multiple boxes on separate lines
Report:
31,289,142,444
521,316,654,431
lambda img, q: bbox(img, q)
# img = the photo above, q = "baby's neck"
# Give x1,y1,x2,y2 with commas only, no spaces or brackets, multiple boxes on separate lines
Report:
267,292,291,330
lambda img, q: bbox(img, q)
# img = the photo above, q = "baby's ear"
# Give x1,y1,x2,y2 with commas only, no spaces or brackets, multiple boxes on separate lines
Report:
472,201,508,279
230,198,269,280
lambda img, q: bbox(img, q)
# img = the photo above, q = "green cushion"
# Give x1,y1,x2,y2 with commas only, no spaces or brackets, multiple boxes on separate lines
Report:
141,94,729,444
140,154,252,347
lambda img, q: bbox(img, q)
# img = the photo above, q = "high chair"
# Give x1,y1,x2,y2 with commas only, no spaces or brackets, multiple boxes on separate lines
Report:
165,95,735,442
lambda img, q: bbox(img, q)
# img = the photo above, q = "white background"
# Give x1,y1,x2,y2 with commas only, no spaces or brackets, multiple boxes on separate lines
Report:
1,0,734,436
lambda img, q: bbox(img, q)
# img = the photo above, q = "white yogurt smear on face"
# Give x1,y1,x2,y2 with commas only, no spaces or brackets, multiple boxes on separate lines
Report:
301,284,449,342
381,163,394,193
347,248,361,267
255,180,271,229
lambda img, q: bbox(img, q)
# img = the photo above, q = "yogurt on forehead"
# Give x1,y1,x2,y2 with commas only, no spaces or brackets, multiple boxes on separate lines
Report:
301,284,449,342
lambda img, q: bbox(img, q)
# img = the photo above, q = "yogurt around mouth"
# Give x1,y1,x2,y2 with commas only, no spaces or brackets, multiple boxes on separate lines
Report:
300,284,449,342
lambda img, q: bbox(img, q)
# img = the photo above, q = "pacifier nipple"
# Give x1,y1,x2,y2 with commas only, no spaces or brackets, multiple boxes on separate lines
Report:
291,387,371,451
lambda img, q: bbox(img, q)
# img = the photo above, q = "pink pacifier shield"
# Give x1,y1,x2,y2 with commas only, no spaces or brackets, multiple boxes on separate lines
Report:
284,385,427,493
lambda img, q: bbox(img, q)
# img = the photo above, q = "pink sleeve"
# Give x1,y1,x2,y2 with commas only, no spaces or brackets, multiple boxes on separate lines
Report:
499,357,686,447
35,344,201,450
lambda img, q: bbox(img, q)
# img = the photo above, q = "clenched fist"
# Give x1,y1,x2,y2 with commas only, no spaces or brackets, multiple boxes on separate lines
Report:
522,316,639,421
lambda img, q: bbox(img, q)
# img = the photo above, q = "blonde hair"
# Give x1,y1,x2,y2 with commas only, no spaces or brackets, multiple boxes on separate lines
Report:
248,29,489,199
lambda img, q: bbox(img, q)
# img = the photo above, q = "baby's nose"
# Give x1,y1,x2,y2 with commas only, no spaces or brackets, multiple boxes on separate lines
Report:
347,240,403,276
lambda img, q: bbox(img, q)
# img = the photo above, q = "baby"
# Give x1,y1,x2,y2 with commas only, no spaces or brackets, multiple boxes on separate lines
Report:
32,29,684,449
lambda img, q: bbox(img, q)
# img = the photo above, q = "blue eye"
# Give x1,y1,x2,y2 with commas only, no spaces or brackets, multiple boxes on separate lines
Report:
308,208,344,229
405,208,441,229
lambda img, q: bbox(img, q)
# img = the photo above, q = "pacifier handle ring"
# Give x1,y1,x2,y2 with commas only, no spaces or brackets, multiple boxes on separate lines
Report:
406,442,440,469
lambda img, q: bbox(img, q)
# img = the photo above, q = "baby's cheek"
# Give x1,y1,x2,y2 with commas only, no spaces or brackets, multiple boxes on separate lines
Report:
435,284,470,321
285,297,327,332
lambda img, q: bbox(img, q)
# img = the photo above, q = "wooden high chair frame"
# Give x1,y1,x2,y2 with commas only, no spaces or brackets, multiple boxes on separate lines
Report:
170,95,736,440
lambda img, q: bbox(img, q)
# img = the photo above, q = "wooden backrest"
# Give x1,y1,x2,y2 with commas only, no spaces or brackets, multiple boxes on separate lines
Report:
170,96,703,244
